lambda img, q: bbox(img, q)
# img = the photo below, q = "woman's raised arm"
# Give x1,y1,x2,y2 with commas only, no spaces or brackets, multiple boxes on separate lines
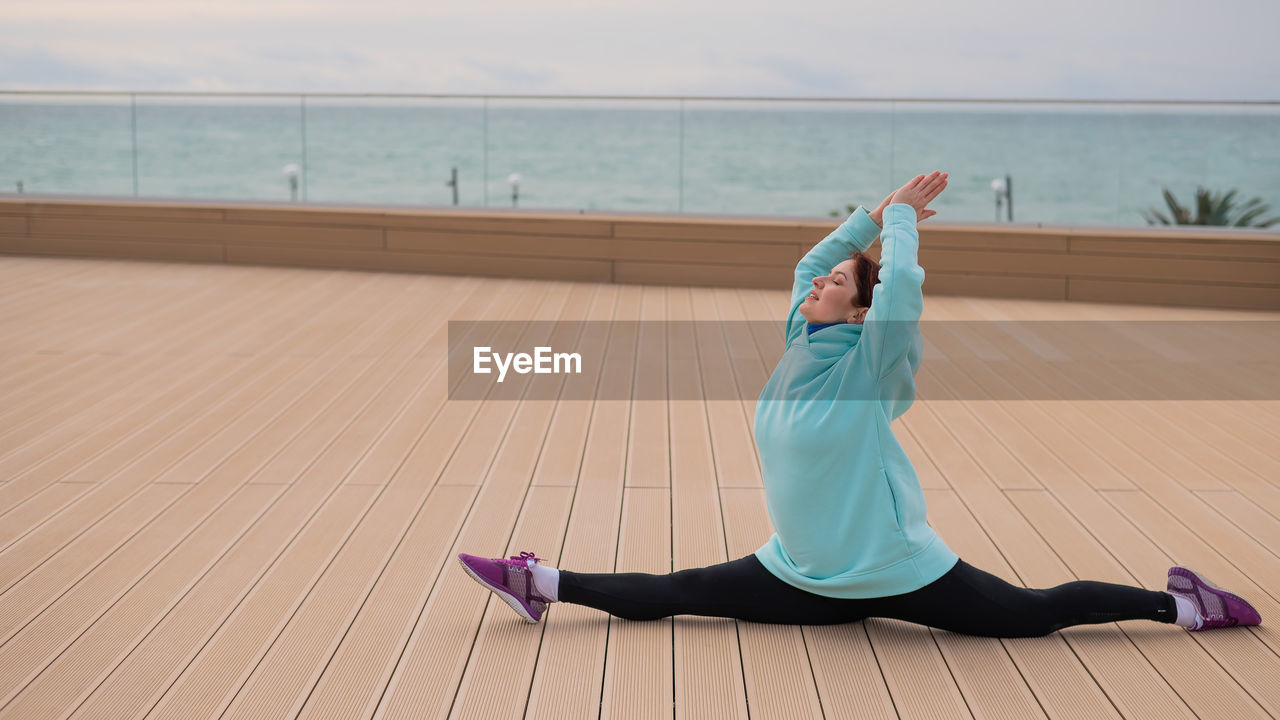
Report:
861,172,948,419
782,206,882,350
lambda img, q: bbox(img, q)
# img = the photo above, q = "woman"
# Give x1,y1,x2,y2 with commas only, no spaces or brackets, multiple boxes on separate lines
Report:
458,171,1261,636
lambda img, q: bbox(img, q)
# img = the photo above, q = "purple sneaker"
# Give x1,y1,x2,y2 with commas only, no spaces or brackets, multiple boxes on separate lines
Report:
1167,566,1262,631
458,551,550,623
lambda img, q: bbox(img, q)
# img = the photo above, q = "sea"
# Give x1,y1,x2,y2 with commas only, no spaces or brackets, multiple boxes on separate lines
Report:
2,96,1277,226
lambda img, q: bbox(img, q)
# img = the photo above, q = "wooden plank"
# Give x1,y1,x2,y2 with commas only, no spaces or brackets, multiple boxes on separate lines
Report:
23,199,227,222
922,247,1280,286
400,287,597,720
1068,277,1280,311
0,275,441,706
719,487,824,719
0,234,225,262
70,271,496,712
28,216,381,249
613,218,823,244
0,483,189,641
382,212,615,238
4,257,1280,720
921,272,1067,301
601,487,674,720
389,228,797,267
0,270,359,524
223,206,391,227
614,259,791,289
0,214,27,235
927,489,1110,720
447,486,577,720
898,403,1203,718
369,282,597,719
906,312,1275,714
689,287,761,488
0,264,280,436
1070,236,1280,261
711,287,771,425
1010,488,1280,717
0,275,149,363
144,483,382,718
290,484,477,720
802,623,901,720
118,279,533,718
228,386,570,720
915,228,1070,253
0,351,306,547
625,286,669,488
0,257,104,316
1193,489,1280,551
526,286,638,720
667,285,749,720
0,263,245,407
387,228,617,258
282,286,539,720
226,243,613,282
0,483,284,715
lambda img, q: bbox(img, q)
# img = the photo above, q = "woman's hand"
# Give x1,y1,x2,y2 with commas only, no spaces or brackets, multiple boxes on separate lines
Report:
869,184,940,227
888,171,948,223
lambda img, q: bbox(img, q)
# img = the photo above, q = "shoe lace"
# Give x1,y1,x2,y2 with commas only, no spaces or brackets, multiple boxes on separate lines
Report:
508,551,544,566
1204,613,1237,627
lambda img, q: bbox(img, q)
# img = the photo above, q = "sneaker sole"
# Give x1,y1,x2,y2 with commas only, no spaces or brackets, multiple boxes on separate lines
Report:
458,557,540,624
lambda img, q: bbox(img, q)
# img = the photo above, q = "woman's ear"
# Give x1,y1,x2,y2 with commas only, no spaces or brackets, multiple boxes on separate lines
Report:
849,306,869,324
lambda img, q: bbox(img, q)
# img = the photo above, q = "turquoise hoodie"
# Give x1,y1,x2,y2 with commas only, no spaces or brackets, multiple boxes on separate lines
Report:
753,203,959,599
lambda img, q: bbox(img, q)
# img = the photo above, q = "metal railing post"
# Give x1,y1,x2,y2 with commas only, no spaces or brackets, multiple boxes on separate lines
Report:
300,95,308,202
483,97,489,208
678,98,685,213
130,93,139,196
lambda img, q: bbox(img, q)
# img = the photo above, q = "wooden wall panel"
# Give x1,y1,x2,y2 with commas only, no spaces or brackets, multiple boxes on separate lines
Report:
1,197,1276,310
1067,277,1280,311
924,227,1071,252
922,271,1068,301
0,215,27,235
1070,236,1280,261
0,235,224,263
614,260,792,288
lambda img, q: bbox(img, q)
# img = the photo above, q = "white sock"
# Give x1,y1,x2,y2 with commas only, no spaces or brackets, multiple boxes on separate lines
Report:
527,559,559,602
1172,595,1202,629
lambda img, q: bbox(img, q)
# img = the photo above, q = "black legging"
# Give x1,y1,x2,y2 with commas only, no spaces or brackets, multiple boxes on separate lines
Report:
560,555,1177,637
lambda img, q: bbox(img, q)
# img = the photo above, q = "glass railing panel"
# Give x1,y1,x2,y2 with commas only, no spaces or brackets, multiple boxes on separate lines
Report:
0,92,134,196
887,100,1130,225
481,97,681,212
133,94,302,201
301,96,486,207
1115,102,1280,228
680,99,894,218
1,93,1275,228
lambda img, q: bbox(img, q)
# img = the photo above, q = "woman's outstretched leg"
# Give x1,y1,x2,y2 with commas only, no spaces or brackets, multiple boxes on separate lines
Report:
460,551,859,625
558,554,862,624
863,559,1261,638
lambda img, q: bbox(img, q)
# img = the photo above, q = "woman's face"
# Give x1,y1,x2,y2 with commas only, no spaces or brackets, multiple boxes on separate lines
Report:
799,258,864,324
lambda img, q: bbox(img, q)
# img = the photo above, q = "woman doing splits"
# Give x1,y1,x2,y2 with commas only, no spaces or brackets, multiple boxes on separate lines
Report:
458,171,1262,637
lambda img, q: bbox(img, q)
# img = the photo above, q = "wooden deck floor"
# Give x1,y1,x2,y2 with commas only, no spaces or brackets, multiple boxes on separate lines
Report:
1,255,1278,720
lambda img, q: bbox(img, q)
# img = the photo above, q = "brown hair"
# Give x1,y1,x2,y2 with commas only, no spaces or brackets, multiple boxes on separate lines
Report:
850,251,881,310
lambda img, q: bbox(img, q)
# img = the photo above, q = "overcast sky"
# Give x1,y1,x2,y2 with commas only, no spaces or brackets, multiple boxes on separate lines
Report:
1,0,1276,100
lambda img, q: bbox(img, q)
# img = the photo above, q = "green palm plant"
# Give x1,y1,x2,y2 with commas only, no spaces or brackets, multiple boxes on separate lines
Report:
1142,187,1279,227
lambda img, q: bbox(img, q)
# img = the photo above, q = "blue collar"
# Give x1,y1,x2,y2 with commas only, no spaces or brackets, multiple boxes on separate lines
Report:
807,322,844,334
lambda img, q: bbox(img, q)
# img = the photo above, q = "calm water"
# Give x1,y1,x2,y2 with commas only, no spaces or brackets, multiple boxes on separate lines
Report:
2,97,1277,226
